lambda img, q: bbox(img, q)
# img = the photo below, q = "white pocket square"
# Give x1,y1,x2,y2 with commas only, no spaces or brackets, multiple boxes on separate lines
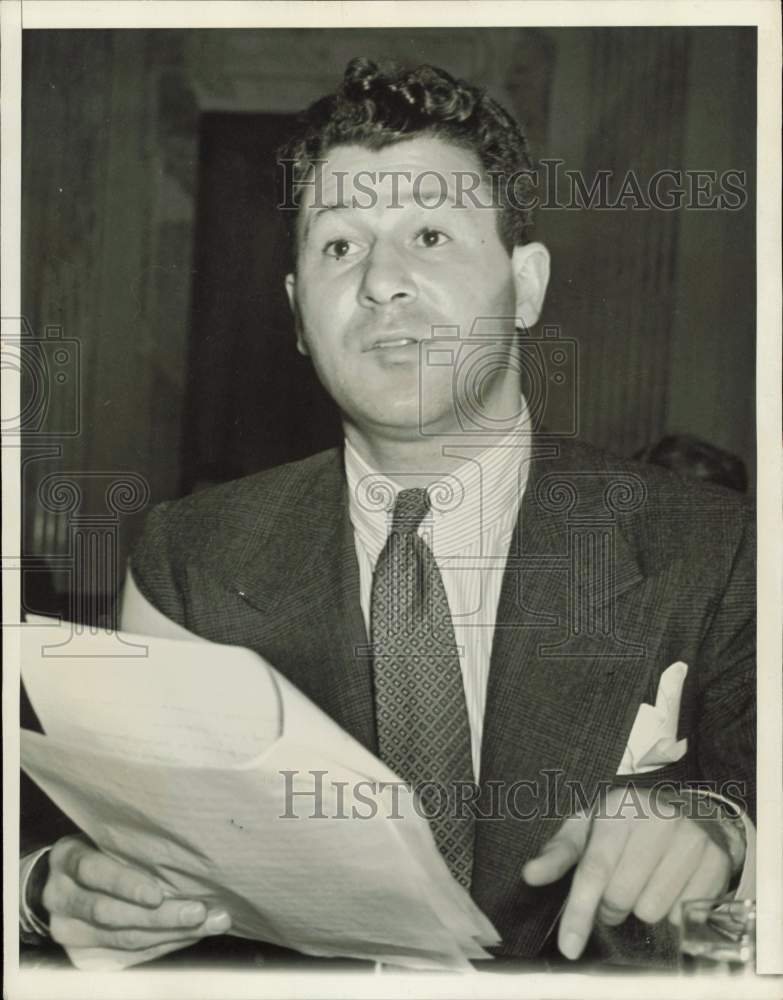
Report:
617,661,688,775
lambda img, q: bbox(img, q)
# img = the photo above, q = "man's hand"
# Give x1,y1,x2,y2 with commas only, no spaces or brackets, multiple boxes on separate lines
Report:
522,788,732,960
42,835,231,955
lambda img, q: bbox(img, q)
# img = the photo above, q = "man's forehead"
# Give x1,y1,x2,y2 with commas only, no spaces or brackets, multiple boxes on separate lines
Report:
297,136,486,209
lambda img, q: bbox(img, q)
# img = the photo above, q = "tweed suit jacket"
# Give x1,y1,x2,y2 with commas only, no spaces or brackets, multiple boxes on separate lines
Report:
129,435,756,963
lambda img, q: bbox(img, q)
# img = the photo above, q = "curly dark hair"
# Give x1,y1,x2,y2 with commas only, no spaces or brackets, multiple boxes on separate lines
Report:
278,57,536,261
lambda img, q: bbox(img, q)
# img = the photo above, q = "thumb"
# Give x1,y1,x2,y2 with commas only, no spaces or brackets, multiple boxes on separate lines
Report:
522,813,591,886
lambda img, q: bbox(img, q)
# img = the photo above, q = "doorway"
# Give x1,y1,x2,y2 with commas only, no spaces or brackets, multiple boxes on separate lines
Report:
182,112,342,494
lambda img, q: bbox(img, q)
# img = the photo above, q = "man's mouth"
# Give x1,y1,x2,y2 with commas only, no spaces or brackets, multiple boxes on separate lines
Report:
372,337,418,350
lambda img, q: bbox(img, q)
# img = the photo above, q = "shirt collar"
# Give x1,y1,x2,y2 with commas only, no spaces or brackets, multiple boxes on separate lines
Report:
345,397,532,563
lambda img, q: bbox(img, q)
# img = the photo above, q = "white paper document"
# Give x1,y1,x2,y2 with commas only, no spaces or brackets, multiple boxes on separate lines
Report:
20,617,499,971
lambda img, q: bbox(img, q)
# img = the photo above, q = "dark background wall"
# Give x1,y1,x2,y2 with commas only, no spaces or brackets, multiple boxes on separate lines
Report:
20,27,756,622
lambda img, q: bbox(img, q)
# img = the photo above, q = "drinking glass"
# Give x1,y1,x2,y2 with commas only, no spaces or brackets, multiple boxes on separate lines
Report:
679,897,755,974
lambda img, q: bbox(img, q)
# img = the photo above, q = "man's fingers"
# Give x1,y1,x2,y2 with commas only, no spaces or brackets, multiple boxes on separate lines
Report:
597,809,672,926
635,825,727,925
46,877,208,930
50,915,199,951
45,836,233,957
522,838,579,885
557,812,632,959
50,909,232,950
667,841,733,927
522,816,589,886
60,843,163,907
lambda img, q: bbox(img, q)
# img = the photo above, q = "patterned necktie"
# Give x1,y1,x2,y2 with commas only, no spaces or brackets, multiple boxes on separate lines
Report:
371,487,476,888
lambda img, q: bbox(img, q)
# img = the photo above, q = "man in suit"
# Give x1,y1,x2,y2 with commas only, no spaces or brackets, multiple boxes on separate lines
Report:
22,57,755,969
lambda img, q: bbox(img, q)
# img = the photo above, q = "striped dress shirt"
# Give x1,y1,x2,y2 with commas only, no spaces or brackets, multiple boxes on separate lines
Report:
344,405,532,782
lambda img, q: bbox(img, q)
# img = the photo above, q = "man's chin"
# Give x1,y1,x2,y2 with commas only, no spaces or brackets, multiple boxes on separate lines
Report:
345,402,467,444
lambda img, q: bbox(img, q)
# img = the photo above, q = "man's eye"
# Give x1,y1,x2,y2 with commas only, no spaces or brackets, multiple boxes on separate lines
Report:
414,228,451,249
323,238,360,259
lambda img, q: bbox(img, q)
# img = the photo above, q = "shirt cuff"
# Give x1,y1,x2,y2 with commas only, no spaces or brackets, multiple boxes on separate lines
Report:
19,847,52,942
686,789,755,899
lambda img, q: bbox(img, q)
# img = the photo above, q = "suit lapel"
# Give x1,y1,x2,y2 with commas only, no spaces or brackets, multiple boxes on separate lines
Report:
231,451,376,753
474,441,651,953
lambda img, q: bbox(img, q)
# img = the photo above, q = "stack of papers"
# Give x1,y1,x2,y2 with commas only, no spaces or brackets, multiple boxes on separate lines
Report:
20,617,499,971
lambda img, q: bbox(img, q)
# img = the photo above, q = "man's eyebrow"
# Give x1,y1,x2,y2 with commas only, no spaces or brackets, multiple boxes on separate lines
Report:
301,187,464,241
312,202,350,219
301,202,351,243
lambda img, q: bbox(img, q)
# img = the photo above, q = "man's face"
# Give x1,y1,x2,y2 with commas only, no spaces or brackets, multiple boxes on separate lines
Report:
285,136,547,441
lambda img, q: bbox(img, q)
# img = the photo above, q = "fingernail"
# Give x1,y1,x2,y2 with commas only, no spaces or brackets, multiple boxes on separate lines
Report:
205,910,230,934
561,932,583,960
179,902,206,925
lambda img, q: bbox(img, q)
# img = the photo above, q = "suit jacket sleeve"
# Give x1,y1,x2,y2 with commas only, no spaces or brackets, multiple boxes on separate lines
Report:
126,500,191,627
692,500,756,822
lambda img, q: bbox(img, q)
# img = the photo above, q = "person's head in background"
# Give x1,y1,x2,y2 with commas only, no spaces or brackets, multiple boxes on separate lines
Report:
277,58,550,469
635,433,749,493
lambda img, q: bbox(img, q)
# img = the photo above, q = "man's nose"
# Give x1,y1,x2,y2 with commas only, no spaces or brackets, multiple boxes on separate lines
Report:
358,242,418,307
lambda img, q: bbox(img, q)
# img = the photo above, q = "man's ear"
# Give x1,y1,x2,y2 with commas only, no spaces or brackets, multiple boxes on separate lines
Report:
511,242,551,332
285,273,309,357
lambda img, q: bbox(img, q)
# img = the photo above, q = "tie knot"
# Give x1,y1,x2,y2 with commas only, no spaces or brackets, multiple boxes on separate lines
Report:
391,488,430,535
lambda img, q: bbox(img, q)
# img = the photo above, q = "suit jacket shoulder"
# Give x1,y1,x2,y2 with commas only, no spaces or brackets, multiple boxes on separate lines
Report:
537,436,754,581
129,447,345,624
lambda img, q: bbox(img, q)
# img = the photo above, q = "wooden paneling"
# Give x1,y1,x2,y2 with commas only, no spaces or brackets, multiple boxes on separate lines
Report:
666,29,756,483
539,28,755,484
539,29,690,457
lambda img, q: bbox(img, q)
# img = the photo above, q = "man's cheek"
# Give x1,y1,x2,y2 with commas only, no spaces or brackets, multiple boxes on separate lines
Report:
308,289,352,331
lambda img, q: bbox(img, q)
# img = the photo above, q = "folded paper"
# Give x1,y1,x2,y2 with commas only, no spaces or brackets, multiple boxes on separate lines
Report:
20,617,499,971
